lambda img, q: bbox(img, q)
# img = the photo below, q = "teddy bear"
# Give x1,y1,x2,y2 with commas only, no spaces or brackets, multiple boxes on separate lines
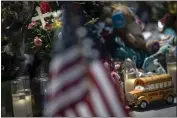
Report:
102,4,147,51
96,4,153,68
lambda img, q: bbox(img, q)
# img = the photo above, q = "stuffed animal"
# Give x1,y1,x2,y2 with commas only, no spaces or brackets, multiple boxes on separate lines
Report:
145,40,160,54
84,4,165,69
174,46,177,59
142,44,172,73
143,58,166,74
113,38,148,68
98,4,151,68
106,4,177,68
109,4,147,52
158,12,177,36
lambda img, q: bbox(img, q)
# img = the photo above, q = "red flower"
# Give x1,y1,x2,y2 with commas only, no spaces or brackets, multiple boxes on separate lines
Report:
28,23,33,29
34,36,42,46
28,21,37,29
31,21,37,26
45,23,52,30
40,2,51,14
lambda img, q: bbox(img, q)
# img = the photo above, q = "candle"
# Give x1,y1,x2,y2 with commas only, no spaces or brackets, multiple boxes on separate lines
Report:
19,89,33,117
124,79,136,94
11,77,33,117
12,93,27,117
167,62,176,94
120,82,125,104
25,95,33,117
124,73,137,94
1,106,6,116
12,89,33,117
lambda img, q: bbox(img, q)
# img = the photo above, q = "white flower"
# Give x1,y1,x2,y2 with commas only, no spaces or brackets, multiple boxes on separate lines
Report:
52,10,62,18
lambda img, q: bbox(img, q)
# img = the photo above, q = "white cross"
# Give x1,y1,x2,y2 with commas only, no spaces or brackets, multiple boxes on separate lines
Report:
32,6,62,29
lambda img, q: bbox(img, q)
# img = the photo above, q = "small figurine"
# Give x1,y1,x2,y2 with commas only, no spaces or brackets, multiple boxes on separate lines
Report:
126,74,175,109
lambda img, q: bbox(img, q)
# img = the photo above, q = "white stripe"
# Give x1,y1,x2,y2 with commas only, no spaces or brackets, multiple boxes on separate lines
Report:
89,84,109,117
49,47,80,74
64,109,76,117
47,64,86,95
90,61,125,117
44,80,87,116
76,102,92,117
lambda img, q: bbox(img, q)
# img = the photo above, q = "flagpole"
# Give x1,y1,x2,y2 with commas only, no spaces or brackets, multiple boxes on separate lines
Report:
59,3,83,51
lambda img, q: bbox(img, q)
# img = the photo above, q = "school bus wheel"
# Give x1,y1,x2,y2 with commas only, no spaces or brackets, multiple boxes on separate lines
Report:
165,95,174,105
139,100,148,109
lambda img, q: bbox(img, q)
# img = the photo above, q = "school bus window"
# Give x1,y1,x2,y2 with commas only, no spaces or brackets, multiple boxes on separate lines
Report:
147,85,151,90
160,83,163,88
147,84,155,90
168,81,172,86
146,85,149,90
155,83,159,89
164,82,167,88
151,84,155,90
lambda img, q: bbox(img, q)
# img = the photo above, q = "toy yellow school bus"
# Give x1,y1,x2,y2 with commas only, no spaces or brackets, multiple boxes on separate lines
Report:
126,74,175,109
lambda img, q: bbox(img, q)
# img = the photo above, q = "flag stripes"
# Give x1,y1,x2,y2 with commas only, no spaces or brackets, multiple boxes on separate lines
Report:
45,3,129,117
45,50,129,117
45,46,89,116
88,60,128,117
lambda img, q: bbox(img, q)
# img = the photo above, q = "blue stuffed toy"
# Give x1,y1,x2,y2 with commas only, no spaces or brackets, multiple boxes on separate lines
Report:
114,37,148,68
112,11,126,29
142,44,172,73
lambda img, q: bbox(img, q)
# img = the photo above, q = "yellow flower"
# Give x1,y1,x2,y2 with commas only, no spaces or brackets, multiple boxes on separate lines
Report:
168,2,177,15
51,19,62,30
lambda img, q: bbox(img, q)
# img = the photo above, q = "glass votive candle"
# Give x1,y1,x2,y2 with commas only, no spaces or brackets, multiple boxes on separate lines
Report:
166,54,176,94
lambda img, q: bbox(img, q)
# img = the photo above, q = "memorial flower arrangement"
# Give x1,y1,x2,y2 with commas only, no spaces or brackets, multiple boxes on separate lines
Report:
26,2,62,58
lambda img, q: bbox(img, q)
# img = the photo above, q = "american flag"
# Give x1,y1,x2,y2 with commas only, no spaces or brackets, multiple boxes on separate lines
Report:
44,3,129,117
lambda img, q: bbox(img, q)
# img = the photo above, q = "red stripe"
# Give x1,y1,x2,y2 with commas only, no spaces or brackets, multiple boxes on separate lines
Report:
72,106,80,117
84,94,96,117
88,69,114,116
99,63,129,116
54,91,89,116
49,56,83,79
53,111,64,117
57,56,83,76
48,73,86,101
